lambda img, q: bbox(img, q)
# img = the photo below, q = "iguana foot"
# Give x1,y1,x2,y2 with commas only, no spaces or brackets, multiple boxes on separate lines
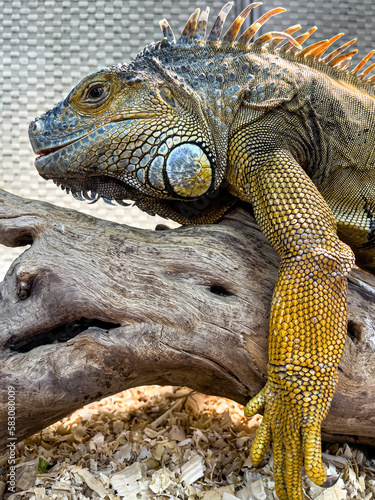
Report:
245,368,336,500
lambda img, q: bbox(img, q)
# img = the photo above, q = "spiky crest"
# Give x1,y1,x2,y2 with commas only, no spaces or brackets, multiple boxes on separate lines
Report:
178,8,200,43
310,34,344,60
208,2,234,41
282,26,317,54
237,7,286,44
196,7,210,40
159,19,176,43
296,39,329,59
360,62,375,80
255,31,302,49
223,3,260,42
351,50,375,75
150,3,375,91
323,38,357,63
269,25,301,49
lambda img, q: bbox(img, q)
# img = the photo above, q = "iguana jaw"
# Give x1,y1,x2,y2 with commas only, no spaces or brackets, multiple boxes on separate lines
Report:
50,175,138,205
49,174,237,225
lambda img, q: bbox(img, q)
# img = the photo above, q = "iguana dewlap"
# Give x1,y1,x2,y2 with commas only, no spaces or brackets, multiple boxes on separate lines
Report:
29,3,375,499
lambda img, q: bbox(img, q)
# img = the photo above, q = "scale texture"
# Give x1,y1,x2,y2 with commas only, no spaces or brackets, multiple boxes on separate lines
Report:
27,3,375,499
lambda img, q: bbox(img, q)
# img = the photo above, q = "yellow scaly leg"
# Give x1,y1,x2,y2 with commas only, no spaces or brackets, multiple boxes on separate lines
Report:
230,148,354,499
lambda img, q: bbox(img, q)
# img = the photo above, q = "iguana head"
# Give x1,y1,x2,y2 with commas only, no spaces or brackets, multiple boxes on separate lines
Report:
30,56,225,209
28,2,308,223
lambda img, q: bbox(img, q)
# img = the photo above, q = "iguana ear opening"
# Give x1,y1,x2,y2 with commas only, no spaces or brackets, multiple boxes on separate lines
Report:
158,85,177,108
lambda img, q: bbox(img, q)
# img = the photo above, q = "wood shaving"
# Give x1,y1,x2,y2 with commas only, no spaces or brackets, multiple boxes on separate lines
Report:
180,455,205,486
75,468,108,498
0,386,374,499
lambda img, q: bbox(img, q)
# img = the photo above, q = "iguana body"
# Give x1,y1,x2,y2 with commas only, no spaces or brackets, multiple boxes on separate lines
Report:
29,4,375,499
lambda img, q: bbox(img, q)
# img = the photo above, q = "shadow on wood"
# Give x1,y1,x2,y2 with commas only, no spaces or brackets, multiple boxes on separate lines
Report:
0,189,374,451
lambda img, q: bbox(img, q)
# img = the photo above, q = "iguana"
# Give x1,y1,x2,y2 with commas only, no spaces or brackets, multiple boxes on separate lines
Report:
28,3,375,499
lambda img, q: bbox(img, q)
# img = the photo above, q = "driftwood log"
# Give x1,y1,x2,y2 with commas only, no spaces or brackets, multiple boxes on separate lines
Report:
0,188,374,452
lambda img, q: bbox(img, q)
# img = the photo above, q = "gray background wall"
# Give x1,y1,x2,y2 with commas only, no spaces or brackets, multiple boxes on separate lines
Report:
0,0,373,277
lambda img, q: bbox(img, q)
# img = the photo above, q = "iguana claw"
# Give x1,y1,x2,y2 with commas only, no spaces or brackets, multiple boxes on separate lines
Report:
321,473,340,488
245,373,336,500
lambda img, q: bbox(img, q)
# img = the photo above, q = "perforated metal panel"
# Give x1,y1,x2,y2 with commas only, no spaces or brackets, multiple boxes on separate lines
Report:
0,0,373,277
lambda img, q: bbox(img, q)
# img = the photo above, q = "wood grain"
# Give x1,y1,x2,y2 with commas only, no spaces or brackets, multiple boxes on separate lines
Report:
0,189,374,451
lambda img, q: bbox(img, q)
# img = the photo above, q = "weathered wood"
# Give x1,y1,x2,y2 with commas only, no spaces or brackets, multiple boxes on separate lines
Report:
0,188,374,451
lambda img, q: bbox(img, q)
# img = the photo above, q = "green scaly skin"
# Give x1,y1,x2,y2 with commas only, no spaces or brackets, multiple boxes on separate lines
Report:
29,4,375,498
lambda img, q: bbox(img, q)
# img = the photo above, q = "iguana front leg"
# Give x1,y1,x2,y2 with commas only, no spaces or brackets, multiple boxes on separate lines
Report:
227,147,354,499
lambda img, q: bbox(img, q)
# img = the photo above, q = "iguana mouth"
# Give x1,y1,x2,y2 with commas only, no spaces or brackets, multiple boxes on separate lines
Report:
35,134,88,159
34,115,155,159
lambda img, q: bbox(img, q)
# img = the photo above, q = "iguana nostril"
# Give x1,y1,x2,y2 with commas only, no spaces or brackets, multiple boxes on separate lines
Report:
31,120,43,136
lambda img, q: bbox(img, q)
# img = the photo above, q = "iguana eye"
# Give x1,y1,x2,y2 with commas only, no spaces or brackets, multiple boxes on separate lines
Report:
159,85,176,107
89,86,104,99
84,83,110,104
